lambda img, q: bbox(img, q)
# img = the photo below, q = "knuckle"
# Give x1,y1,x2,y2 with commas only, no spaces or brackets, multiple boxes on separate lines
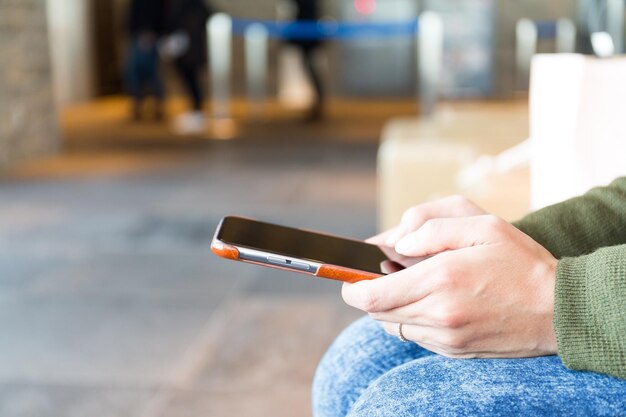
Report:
448,194,477,213
448,194,469,206
453,195,480,211
483,214,505,231
438,310,466,329
435,262,458,287
432,298,467,328
421,218,441,235
356,286,380,313
402,206,425,227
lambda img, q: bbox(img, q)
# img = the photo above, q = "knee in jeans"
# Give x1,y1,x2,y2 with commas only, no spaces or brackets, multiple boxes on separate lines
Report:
345,359,477,417
312,316,388,417
346,356,575,417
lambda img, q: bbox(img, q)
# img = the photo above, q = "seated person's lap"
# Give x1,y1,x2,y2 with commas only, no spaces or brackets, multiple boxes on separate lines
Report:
313,316,626,417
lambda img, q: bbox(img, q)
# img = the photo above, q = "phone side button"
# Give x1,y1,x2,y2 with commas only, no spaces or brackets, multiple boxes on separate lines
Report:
267,256,287,266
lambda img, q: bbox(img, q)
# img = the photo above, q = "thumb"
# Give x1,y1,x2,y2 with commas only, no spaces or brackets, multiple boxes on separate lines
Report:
394,215,507,257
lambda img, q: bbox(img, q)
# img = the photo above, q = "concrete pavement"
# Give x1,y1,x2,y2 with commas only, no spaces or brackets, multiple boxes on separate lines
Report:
0,106,383,416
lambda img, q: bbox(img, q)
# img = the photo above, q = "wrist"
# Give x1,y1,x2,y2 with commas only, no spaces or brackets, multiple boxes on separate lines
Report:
537,252,559,355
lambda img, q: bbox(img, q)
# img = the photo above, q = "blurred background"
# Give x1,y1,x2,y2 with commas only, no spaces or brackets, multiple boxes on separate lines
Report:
0,0,625,416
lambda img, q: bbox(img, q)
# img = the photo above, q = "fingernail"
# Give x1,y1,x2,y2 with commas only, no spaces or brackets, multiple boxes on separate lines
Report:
385,230,402,246
395,236,414,254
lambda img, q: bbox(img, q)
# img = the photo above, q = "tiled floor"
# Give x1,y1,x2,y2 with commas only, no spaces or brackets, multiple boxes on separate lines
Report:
0,100,390,416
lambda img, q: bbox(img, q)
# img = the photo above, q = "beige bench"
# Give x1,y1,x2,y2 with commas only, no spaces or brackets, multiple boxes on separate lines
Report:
378,100,530,231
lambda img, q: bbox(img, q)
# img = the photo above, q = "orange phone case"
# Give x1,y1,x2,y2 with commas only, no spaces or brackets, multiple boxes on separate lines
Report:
211,239,382,283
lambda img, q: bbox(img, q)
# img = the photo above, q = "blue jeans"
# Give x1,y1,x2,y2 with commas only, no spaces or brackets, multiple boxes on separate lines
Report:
126,38,164,103
312,316,626,417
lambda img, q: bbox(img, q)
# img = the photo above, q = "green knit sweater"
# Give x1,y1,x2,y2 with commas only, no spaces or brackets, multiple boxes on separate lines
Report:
514,178,626,379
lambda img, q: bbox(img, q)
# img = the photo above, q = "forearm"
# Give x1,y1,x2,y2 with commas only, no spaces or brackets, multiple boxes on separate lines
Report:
514,177,626,258
555,245,626,379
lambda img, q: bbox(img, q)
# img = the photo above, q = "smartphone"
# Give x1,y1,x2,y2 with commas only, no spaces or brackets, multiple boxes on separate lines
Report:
211,216,420,283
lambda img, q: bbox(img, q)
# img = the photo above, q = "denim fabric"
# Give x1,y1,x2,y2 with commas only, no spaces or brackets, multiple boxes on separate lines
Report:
312,316,626,417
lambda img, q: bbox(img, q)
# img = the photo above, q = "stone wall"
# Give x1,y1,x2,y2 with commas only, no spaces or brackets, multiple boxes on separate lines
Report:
0,0,57,169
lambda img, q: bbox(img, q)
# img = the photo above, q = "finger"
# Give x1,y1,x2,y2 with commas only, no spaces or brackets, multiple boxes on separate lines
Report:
373,308,441,329
341,257,441,313
381,321,409,340
380,260,404,274
381,322,508,358
380,321,467,353
369,293,470,329
376,325,443,354
365,226,400,245
395,214,508,257
385,196,486,247
376,327,453,356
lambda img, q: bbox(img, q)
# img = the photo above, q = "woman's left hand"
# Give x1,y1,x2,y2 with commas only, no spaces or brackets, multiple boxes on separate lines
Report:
342,215,559,358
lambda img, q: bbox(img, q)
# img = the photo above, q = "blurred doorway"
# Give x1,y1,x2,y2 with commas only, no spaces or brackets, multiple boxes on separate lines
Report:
92,0,126,96
46,0,128,103
337,0,418,96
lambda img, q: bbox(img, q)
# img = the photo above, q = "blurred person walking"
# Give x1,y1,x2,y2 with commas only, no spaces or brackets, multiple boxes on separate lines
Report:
287,0,325,121
162,0,213,135
126,0,166,121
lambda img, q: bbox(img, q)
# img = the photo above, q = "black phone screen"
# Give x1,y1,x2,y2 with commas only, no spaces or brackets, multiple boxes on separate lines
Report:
216,216,408,275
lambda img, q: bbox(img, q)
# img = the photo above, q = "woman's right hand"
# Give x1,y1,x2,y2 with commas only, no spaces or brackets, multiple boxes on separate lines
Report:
367,195,487,250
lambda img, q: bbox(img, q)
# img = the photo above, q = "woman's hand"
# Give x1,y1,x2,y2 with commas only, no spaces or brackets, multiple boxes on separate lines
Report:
345,215,558,359
367,195,487,247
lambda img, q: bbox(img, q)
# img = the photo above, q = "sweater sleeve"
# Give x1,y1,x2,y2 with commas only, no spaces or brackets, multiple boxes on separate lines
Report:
513,177,626,258
512,178,626,378
555,245,626,379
